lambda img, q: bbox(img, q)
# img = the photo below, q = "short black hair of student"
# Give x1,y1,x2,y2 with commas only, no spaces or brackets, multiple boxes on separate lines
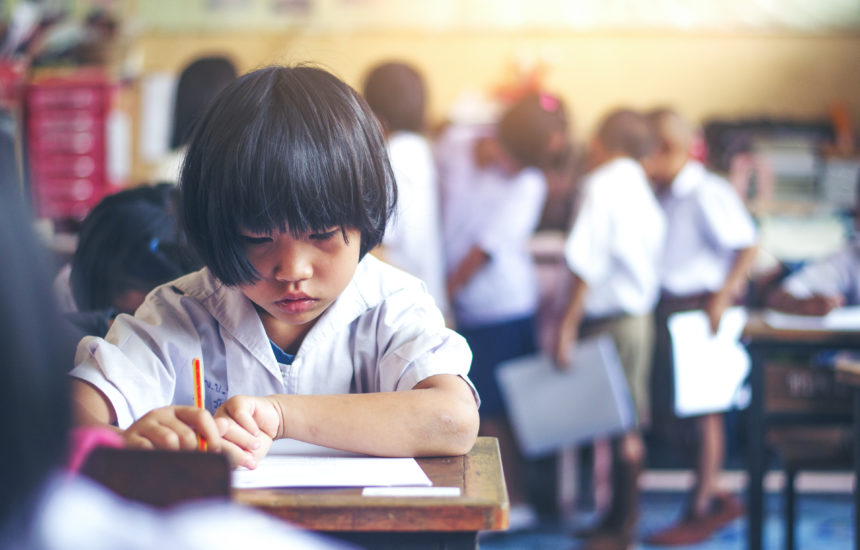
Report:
0,186,76,528
170,56,238,150
362,61,426,134
70,183,200,312
497,92,569,169
180,65,397,286
596,108,655,160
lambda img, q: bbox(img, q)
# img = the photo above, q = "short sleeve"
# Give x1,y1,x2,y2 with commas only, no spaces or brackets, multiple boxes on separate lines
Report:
370,285,479,406
69,291,205,429
564,182,613,284
696,178,757,251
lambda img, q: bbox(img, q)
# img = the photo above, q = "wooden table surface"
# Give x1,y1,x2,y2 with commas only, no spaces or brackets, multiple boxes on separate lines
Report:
233,436,510,533
743,313,860,346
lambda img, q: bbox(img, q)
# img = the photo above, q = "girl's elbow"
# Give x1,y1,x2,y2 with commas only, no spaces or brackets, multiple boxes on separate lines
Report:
438,400,480,456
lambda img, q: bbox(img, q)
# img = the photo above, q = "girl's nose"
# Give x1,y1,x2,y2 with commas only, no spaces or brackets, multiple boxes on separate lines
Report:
273,242,313,283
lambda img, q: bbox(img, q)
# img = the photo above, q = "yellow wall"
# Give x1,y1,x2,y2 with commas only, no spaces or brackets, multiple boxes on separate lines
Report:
131,28,860,181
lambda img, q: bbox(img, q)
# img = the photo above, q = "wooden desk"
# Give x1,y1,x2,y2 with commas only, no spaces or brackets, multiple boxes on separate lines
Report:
234,436,509,549
743,314,860,550
835,357,860,550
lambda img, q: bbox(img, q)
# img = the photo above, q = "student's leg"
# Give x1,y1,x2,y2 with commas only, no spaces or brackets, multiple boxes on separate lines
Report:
691,412,725,516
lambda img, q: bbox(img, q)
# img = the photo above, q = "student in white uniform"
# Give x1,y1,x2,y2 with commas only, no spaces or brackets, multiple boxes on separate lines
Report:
767,189,860,312
362,61,448,317
439,92,570,526
643,109,757,546
554,108,665,550
70,66,480,469
0,186,344,550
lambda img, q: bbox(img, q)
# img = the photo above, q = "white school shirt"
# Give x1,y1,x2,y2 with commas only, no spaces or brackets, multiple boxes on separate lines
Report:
2,474,347,550
70,255,476,429
564,157,666,318
382,131,448,316
438,124,547,327
659,161,758,296
781,237,860,305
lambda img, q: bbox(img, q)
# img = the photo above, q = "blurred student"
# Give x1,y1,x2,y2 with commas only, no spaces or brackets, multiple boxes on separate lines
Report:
69,66,479,468
0,186,346,550
643,108,757,546
155,56,238,183
362,61,448,316
554,108,664,549
438,92,570,527
767,185,860,313
54,182,200,338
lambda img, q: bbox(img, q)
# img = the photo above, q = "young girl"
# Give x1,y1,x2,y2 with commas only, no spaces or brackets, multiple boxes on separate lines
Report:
55,182,200,338
70,65,480,469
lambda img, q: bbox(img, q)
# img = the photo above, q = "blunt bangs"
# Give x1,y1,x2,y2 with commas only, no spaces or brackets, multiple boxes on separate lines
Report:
180,65,396,286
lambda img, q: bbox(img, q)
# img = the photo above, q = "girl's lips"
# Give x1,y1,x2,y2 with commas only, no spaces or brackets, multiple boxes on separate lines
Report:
274,296,317,314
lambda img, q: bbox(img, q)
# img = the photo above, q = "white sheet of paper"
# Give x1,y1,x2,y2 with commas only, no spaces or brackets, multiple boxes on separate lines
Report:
763,306,860,331
669,307,750,417
231,439,432,489
362,487,461,497
495,334,635,458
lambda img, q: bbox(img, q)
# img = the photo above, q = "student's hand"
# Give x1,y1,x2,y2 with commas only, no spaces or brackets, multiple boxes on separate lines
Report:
798,294,845,316
705,291,732,334
123,405,224,453
554,326,578,371
214,395,282,469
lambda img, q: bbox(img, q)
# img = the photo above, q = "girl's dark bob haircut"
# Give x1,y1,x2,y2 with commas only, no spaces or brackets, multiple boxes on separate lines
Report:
180,65,397,286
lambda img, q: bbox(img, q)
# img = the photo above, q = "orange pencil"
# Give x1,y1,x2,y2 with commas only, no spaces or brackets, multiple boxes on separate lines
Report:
192,357,207,451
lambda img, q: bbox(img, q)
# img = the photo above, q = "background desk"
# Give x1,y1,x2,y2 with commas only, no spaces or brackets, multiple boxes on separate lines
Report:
744,315,860,550
234,436,510,550
835,357,860,550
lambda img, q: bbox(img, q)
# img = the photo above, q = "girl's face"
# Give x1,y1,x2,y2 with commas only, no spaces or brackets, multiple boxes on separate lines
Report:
237,225,361,350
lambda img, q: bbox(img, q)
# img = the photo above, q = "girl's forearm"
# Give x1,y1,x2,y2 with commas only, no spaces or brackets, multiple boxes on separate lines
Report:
270,375,479,457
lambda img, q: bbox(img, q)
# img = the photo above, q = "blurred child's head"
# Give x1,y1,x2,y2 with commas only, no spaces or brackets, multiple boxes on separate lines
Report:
496,92,571,172
362,61,426,135
180,65,396,292
0,186,75,529
170,56,238,150
590,108,654,169
642,108,694,192
70,183,199,315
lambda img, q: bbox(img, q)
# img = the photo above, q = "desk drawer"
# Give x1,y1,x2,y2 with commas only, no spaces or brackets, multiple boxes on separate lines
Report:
764,361,852,415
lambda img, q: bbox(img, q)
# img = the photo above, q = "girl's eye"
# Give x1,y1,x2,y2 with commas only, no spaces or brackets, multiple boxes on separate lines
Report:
240,235,272,246
309,229,338,241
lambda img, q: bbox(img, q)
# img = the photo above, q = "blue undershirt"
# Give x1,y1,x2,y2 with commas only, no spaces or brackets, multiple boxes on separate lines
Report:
269,340,295,365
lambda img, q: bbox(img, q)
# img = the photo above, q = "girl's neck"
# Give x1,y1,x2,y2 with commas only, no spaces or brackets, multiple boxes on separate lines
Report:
256,306,316,355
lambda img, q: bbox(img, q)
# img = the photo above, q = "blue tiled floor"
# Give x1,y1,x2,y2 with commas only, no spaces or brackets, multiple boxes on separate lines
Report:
481,491,853,549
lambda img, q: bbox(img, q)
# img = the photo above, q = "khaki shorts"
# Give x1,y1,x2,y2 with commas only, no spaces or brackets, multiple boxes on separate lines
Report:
580,313,655,427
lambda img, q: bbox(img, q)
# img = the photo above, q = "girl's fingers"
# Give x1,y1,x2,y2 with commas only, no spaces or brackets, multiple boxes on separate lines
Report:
218,398,262,436
123,432,155,449
219,438,258,470
220,418,263,453
174,406,223,452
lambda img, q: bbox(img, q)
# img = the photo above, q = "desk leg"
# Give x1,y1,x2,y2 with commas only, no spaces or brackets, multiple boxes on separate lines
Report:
854,390,860,550
747,349,765,550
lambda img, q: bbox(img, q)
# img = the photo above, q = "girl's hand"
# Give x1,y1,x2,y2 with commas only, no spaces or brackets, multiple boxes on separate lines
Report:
799,294,845,316
123,405,224,452
214,395,281,469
